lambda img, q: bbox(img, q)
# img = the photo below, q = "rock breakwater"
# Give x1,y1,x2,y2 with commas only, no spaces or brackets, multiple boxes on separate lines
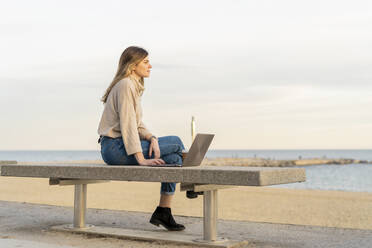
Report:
202,158,372,167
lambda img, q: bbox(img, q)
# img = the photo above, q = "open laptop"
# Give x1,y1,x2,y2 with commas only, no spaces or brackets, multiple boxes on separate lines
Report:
151,133,214,167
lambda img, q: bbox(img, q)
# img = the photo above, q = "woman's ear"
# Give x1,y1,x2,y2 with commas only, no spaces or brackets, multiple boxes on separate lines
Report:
128,66,134,74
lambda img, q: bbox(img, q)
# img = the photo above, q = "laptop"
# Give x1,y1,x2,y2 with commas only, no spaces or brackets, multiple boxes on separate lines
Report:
151,133,214,167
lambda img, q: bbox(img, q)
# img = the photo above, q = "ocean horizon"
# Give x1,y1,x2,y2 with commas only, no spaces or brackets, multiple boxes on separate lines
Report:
1,149,372,161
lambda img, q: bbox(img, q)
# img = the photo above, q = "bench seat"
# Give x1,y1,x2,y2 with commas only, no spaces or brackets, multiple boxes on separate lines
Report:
0,163,305,186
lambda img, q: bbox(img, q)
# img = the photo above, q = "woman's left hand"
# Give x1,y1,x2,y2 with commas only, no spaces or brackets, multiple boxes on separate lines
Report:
149,137,161,159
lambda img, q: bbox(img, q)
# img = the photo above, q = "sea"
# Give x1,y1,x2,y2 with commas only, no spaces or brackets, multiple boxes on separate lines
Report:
1,149,372,193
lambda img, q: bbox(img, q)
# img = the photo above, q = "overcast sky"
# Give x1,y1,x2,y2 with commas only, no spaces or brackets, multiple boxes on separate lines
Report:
1,0,371,150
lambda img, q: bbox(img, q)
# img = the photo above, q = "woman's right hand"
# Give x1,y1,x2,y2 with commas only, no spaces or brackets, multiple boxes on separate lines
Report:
135,152,165,166
138,158,166,166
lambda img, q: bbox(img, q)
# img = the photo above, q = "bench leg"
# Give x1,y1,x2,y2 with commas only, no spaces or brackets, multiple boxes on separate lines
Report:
203,189,218,241
73,184,87,228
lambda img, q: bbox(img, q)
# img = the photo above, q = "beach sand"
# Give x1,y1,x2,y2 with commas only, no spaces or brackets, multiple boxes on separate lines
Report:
1,176,371,230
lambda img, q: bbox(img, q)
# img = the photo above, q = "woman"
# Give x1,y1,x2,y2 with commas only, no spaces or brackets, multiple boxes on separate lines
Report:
97,46,185,231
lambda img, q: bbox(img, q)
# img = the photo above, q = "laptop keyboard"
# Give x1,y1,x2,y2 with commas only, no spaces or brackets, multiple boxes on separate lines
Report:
150,164,182,167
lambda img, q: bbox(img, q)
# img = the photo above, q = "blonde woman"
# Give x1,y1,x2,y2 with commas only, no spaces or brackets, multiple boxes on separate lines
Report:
97,46,185,231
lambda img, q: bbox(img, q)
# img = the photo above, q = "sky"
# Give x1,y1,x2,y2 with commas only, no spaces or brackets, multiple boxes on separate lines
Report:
1,0,372,150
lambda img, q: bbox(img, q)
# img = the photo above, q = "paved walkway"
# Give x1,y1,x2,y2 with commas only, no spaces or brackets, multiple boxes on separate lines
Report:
0,200,371,248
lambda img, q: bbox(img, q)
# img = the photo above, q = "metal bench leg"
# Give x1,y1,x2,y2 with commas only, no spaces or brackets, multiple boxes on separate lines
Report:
73,184,87,228
203,189,218,241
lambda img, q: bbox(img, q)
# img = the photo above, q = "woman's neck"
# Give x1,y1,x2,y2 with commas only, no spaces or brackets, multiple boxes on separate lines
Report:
130,72,141,82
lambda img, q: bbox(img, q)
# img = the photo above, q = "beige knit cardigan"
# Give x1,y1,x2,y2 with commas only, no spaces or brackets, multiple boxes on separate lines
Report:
97,76,153,155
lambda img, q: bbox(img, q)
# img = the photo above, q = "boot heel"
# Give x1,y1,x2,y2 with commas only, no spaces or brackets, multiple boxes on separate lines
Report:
150,219,161,226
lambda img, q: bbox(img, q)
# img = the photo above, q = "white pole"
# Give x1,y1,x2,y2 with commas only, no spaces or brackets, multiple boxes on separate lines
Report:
191,116,196,142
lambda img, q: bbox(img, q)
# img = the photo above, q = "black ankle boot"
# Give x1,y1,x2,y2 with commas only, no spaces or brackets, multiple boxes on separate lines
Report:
150,207,185,231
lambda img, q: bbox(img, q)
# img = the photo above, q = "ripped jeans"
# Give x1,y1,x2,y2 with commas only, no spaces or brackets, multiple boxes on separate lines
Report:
100,135,184,195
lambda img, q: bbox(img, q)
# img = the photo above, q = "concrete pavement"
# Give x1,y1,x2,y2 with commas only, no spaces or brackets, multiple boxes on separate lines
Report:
0,200,371,248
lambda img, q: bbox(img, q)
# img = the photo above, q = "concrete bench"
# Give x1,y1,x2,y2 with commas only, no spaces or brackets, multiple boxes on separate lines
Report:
0,163,305,247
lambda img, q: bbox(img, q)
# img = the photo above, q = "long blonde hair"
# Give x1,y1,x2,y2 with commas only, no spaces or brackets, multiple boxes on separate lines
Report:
101,46,148,103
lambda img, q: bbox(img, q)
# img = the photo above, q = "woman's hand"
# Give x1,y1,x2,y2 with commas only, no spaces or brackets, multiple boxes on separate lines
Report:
134,152,165,166
139,158,165,166
149,137,161,159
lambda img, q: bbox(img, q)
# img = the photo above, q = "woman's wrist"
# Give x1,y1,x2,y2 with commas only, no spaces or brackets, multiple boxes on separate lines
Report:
149,135,157,142
134,152,145,164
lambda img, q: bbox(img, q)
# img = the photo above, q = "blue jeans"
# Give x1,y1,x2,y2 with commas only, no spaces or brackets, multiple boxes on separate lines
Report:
100,135,184,195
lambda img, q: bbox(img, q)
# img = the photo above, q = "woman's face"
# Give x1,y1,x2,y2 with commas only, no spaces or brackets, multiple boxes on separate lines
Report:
133,56,152,78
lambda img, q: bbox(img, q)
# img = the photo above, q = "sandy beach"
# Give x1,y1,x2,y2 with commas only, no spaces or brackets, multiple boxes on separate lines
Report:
1,175,371,230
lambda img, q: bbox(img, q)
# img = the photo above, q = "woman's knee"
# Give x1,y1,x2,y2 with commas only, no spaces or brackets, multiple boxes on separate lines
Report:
158,136,184,157
167,135,184,148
